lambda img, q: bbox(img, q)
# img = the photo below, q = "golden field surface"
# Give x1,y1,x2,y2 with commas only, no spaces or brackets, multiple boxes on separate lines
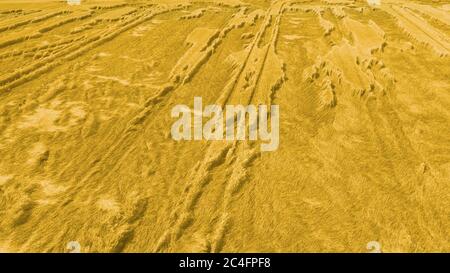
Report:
0,0,449,253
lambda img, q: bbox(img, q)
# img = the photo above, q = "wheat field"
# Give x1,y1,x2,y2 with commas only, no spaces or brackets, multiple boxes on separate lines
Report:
0,0,449,253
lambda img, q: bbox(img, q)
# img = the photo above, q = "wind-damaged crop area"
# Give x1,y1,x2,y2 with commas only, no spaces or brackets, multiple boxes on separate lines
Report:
0,0,449,253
